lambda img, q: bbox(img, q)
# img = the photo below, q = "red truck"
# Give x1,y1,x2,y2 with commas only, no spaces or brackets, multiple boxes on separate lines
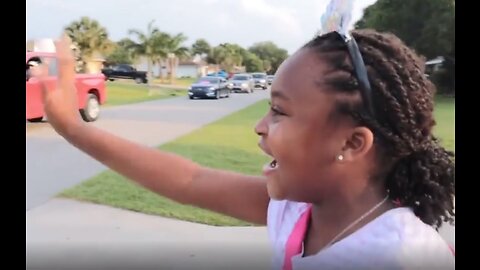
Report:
26,51,107,122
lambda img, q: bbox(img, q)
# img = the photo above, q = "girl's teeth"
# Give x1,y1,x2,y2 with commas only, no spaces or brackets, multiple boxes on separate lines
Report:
270,160,277,168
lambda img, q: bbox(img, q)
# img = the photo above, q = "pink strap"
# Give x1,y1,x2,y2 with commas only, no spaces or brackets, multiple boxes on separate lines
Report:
448,244,455,256
282,205,312,270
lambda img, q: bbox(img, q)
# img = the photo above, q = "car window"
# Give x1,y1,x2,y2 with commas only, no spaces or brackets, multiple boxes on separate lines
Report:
39,57,58,76
197,77,219,84
233,76,248,80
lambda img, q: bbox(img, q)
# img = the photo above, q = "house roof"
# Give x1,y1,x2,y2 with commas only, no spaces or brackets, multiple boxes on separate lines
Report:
179,60,208,66
179,60,197,65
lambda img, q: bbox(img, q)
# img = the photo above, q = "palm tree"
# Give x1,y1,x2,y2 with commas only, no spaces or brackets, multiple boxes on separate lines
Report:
151,32,171,83
64,17,114,72
163,33,190,84
127,20,167,87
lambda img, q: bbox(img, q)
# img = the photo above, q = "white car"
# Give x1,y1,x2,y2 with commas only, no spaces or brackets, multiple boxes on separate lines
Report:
228,74,254,93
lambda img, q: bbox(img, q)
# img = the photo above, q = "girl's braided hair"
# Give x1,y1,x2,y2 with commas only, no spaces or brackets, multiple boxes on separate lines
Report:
303,29,454,229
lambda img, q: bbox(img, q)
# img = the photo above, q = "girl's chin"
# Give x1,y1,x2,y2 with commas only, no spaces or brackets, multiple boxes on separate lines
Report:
266,177,287,201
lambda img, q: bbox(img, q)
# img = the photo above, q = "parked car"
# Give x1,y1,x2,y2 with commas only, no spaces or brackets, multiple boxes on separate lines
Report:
101,64,148,84
251,72,268,89
267,75,275,85
228,74,254,93
207,70,229,79
188,76,230,99
26,52,107,122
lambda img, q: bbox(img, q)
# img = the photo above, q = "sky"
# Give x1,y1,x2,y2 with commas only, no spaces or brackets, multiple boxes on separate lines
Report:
27,0,377,54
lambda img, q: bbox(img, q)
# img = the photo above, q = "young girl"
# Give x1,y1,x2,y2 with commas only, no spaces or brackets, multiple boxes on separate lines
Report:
33,29,455,269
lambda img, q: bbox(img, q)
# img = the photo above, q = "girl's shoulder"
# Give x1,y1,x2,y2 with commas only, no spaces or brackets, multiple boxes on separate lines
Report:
323,207,455,269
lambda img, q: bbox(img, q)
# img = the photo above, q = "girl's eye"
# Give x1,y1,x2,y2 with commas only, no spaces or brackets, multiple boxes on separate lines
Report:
271,106,284,116
268,101,286,117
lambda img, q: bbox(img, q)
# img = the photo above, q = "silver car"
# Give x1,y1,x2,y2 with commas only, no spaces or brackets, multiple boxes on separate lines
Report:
267,75,275,85
228,74,254,93
251,72,268,90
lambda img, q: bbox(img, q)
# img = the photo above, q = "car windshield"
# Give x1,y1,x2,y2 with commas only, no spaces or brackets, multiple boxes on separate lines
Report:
196,77,219,84
233,76,248,80
252,74,265,78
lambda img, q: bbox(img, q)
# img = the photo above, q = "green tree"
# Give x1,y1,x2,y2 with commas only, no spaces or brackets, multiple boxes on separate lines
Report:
105,38,135,65
164,33,190,83
208,45,227,65
262,60,272,73
191,38,211,59
248,41,288,74
208,43,244,72
243,51,264,72
64,16,114,72
356,0,455,93
222,43,244,71
127,20,168,87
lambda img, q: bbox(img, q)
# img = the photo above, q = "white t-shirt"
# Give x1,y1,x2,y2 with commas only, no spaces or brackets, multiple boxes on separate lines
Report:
267,199,455,270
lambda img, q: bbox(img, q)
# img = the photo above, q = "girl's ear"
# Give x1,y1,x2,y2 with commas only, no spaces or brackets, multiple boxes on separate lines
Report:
340,127,374,161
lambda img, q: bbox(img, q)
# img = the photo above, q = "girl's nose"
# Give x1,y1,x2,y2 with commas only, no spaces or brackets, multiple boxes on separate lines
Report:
254,115,268,136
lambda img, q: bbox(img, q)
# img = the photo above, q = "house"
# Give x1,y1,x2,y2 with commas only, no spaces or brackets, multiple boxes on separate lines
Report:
133,54,210,79
425,56,445,74
26,38,56,52
131,54,248,79
177,59,209,78
84,52,106,74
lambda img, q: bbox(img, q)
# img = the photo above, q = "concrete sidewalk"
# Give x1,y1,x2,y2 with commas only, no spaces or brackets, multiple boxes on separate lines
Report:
27,198,271,270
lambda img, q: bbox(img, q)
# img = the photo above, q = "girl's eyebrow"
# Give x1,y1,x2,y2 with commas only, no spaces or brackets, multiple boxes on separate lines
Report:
271,90,290,101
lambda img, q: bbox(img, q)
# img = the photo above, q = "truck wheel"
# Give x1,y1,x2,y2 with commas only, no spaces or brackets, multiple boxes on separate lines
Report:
80,94,100,122
135,77,144,84
27,117,43,123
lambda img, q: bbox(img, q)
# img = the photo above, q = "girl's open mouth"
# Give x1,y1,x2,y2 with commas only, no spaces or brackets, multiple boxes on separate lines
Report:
263,159,278,176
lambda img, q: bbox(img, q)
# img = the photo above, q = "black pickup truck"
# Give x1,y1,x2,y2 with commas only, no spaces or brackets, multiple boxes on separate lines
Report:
101,64,148,84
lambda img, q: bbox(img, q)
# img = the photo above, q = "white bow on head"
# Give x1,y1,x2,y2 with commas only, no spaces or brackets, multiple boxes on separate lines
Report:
319,0,355,36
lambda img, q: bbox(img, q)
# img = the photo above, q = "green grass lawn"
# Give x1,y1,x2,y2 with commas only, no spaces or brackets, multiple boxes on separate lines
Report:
60,97,454,226
60,99,271,226
433,97,455,152
105,82,186,106
151,77,196,87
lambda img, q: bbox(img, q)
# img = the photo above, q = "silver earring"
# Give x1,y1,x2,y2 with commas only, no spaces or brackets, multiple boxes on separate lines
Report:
337,154,344,161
